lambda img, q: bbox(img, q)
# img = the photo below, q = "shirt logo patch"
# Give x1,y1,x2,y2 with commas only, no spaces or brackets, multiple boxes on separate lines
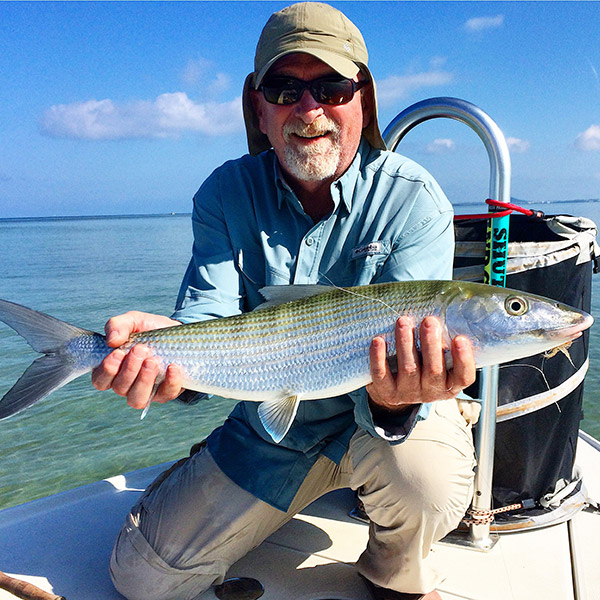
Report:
352,242,384,259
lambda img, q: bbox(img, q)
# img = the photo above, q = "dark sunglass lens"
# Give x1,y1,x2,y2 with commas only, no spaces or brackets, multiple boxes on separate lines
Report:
261,77,363,106
312,79,354,105
261,78,301,105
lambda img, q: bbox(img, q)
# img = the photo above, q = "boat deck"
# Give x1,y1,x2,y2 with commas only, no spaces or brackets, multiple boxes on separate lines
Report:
1,433,599,600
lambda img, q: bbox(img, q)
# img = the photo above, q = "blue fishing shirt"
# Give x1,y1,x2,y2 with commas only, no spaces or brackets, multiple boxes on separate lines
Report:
171,139,455,511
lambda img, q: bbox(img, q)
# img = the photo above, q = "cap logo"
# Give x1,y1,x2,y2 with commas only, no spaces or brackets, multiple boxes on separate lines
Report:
343,41,351,53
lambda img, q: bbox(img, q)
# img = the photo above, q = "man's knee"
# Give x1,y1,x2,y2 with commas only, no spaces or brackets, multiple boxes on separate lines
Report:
352,433,475,530
109,516,216,600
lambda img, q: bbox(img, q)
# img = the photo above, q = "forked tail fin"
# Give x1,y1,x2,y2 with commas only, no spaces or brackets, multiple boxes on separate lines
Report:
0,299,98,419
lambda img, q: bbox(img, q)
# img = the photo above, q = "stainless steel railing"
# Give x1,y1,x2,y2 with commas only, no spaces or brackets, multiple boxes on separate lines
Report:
383,97,512,549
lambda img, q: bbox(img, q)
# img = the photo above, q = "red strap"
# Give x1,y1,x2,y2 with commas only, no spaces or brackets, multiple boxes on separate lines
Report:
454,199,545,221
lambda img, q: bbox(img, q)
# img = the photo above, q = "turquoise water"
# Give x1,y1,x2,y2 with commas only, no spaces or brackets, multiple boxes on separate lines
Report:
0,206,599,510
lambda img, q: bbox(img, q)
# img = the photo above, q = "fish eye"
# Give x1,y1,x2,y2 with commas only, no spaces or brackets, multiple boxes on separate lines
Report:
505,296,529,316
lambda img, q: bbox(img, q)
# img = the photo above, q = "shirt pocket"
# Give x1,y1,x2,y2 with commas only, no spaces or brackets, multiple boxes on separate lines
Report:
336,240,392,287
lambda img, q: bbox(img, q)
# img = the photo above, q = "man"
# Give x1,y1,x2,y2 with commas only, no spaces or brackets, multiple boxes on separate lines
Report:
96,4,477,599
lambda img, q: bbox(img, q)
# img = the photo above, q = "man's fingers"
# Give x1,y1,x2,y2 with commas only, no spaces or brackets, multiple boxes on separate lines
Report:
367,336,395,398
448,335,476,390
369,336,389,381
110,344,150,397
93,309,186,409
104,315,134,347
126,357,160,409
394,316,420,382
153,364,184,404
419,317,447,392
92,349,126,391
368,317,421,406
367,315,476,407
104,310,174,348
368,336,394,393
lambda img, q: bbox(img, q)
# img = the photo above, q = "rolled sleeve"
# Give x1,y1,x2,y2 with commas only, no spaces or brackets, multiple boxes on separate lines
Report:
350,388,430,444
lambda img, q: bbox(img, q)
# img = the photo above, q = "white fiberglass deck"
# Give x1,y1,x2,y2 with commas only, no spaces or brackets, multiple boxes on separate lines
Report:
1,433,599,600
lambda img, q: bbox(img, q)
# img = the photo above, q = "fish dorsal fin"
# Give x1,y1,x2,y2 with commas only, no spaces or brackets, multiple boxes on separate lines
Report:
255,285,331,310
257,394,301,443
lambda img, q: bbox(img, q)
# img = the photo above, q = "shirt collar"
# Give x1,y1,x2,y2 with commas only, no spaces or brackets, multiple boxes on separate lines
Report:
336,138,370,213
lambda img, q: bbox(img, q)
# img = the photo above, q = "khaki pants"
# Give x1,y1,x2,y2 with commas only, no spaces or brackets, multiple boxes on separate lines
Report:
110,399,475,599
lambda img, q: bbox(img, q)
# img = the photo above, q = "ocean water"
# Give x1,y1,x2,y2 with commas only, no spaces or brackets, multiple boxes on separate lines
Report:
1,204,600,510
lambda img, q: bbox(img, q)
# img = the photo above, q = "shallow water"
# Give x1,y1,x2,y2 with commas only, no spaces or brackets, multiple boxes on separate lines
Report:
0,206,599,510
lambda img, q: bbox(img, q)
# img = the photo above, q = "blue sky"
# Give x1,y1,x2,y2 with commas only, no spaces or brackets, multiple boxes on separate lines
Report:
1,1,599,217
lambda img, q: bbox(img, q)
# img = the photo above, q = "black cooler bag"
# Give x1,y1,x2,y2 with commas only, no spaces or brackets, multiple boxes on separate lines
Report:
453,213,598,525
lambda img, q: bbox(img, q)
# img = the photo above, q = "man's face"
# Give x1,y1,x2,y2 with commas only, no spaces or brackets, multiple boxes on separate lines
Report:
251,54,372,186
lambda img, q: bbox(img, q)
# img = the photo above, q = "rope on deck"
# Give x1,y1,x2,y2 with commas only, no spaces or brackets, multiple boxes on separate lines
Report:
462,502,529,526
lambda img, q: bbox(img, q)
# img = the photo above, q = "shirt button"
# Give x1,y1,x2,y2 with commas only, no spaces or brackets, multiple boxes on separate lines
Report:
305,237,314,246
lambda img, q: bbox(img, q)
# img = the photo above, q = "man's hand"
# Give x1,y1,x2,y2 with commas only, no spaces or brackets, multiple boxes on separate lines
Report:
366,316,476,413
91,311,184,410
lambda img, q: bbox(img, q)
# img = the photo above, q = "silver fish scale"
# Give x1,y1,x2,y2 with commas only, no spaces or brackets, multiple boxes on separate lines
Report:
128,281,447,398
66,333,111,370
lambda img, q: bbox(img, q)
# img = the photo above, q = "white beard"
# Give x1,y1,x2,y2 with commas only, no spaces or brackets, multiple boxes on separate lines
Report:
282,118,342,182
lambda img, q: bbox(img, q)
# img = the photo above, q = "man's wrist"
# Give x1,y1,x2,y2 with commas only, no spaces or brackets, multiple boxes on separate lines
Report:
368,395,415,418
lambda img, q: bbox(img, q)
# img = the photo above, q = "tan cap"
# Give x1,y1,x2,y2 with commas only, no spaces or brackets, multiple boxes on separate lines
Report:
243,2,386,155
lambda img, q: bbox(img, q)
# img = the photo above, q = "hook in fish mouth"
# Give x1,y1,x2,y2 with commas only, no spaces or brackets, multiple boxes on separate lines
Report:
544,341,576,367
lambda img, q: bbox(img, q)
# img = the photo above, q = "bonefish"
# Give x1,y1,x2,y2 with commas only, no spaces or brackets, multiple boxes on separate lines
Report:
0,281,593,443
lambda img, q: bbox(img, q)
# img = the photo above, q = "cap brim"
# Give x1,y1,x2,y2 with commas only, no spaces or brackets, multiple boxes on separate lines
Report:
255,48,360,87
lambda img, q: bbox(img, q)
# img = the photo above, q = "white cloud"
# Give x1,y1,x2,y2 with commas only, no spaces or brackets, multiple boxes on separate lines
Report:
181,60,232,97
40,92,243,140
427,138,455,154
181,57,213,85
377,70,453,105
207,73,233,97
429,56,448,70
465,15,504,32
575,125,600,152
506,137,530,154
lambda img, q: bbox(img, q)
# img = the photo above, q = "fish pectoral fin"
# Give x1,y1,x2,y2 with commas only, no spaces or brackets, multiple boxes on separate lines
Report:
257,394,301,444
140,381,161,421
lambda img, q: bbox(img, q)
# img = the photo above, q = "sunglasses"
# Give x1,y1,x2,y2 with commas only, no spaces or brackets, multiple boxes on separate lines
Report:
259,75,368,106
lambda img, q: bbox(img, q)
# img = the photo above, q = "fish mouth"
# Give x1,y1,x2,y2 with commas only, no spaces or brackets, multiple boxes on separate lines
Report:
551,312,594,341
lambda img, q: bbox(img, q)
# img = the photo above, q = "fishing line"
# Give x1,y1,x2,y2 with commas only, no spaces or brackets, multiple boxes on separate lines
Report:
498,363,563,414
498,363,551,392
317,273,403,319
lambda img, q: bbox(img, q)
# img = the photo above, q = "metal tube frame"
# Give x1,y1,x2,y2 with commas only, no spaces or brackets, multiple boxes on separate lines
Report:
383,97,512,550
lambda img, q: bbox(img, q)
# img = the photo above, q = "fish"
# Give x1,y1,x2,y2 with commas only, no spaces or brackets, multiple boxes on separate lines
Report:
0,281,593,443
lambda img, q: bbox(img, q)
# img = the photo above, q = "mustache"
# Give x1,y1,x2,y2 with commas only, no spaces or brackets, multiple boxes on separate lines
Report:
283,118,340,140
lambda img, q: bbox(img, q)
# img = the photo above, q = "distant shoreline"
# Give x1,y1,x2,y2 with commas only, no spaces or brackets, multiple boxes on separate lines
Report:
0,212,192,224
1,199,599,222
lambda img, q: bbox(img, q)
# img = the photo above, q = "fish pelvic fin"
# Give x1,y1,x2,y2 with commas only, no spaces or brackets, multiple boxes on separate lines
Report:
257,394,301,444
0,299,98,419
